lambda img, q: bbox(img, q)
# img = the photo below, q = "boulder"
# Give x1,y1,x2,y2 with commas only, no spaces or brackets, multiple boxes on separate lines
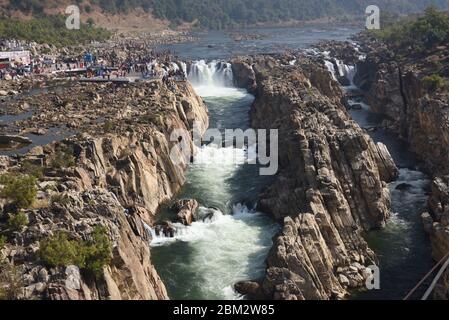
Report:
172,199,198,226
234,281,266,300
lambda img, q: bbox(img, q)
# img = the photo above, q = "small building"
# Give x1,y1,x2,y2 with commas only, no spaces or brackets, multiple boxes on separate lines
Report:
0,51,31,66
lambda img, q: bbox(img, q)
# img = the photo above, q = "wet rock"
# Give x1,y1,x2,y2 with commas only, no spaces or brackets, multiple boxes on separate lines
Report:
172,199,198,226
231,57,257,93
234,281,265,300
155,221,175,238
30,128,47,136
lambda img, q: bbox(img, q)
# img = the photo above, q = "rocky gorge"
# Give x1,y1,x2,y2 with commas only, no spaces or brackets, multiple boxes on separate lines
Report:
232,54,398,300
0,79,209,300
1,23,447,301
315,34,449,299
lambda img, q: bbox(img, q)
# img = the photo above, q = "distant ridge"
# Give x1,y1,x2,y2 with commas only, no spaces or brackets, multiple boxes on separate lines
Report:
1,0,449,29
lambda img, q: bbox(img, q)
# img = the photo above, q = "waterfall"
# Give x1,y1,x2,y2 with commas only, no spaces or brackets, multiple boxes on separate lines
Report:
334,58,356,86
323,57,357,87
179,61,187,77
325,60,338,81
187,60,234,88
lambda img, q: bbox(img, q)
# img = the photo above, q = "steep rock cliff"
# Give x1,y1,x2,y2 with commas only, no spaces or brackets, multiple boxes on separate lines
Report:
0,81,208,300
352,38,449,299
235,55,397,300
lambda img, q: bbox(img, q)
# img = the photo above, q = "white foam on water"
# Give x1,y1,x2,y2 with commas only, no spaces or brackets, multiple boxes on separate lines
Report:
192,85,249,98
193,144,246,167
150,204,278,299
383,168,430,253
188,60,234,87
153,59,279,300
335,58,357,88
187,60,253,98
325,60,338,80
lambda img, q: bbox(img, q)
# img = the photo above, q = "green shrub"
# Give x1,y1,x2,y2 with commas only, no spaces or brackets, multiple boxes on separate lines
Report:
103,120,115,133
39,227,112,278
422,74,448,91
39,232,84,268
0,174,37,209
6,213,29,232
82,227,112,277
0,236,6,250
0,262,23,300
49,146,76,170
20,161,44,180
50,194,71,207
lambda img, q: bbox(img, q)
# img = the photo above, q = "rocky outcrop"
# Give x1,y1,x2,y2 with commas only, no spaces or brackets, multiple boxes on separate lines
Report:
348,36,449,300
172,199,198,226
0,81,209,300
422,177,449,299
231,57,257,94
353,43,449,175
2,190,169,300
235,55,397,300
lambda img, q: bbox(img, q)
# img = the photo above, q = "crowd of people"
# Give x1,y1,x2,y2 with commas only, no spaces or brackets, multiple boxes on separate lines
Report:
0,38,189,84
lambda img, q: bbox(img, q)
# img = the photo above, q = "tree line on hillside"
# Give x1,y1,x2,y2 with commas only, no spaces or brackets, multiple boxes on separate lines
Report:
372,7,449,51
0,15,111,46
4,0,449,29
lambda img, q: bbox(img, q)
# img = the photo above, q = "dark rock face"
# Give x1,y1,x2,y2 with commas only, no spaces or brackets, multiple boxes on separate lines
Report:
234,55,397,300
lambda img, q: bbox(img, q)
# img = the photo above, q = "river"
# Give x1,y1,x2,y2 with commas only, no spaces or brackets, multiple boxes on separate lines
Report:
152,27,433,300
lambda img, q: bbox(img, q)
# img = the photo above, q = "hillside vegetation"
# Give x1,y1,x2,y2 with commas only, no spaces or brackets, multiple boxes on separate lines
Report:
0,15,111,46
367,7,449,91
3,0,449,29
371,7,449,54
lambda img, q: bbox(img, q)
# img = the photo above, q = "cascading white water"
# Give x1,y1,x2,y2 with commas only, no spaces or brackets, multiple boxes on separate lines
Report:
151,62,279,300
323,57,357,88
187,60,235,92
325,60,338,81
336,59,357,87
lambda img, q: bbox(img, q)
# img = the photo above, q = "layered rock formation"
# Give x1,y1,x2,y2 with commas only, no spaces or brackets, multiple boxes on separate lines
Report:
340,35,449,299
0,81,208,300
235,55,397,300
